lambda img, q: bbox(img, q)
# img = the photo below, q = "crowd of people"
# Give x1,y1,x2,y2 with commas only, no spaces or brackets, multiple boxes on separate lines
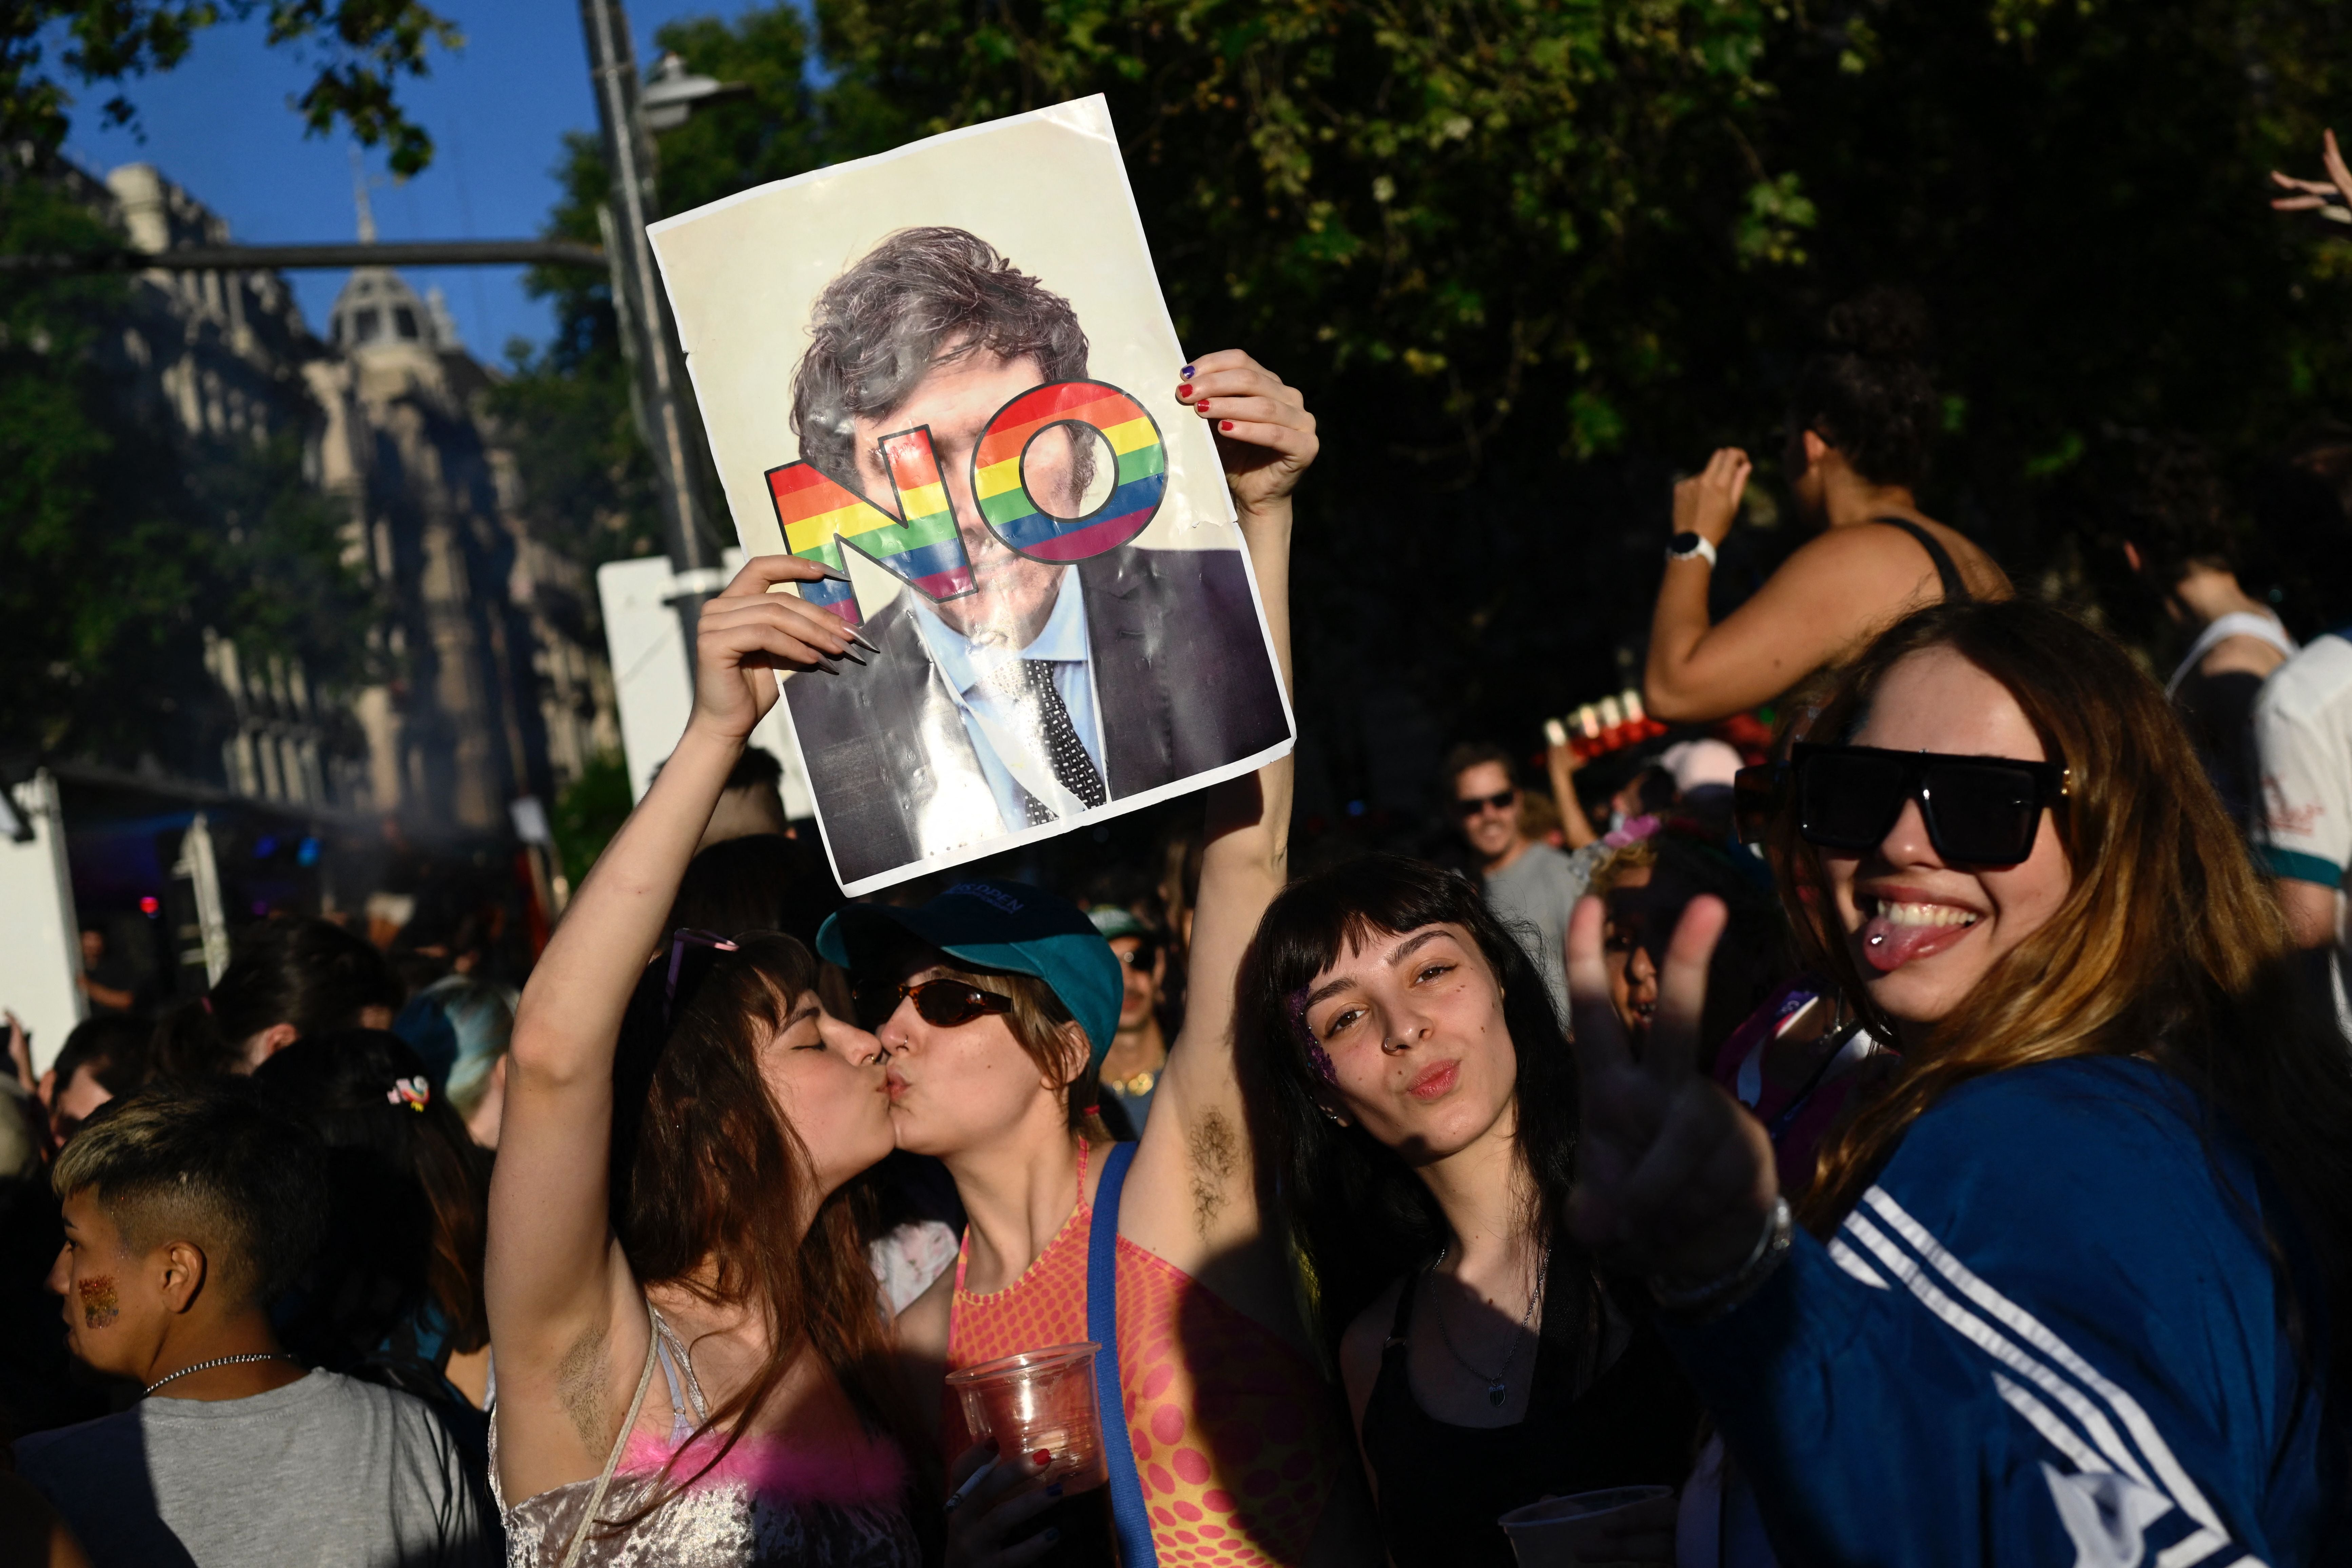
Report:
3,138,2352,1568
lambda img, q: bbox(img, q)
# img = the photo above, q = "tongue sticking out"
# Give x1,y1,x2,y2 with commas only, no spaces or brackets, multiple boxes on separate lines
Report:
1860,906,1980,973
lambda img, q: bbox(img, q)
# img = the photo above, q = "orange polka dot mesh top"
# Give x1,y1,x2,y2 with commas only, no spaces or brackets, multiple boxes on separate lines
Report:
945,1143,1351,1567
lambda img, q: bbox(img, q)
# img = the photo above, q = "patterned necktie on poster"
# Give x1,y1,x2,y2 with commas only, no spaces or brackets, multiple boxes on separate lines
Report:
981,658,1107,822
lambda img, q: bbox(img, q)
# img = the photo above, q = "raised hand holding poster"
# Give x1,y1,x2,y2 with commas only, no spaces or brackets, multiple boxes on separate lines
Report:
649,96,1294,895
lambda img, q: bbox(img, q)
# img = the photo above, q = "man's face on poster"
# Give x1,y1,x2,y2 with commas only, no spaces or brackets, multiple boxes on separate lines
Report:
850,338,1094,647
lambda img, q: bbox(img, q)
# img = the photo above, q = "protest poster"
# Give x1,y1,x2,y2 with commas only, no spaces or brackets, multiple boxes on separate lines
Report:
649,95,1295,895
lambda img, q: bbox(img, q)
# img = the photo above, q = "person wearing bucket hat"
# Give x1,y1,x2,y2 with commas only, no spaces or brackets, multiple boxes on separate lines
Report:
848,354,1380,1568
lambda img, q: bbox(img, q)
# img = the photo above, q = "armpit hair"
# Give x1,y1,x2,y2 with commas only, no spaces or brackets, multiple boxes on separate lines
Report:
556,1322,613,1457
1189,1110,1238,1235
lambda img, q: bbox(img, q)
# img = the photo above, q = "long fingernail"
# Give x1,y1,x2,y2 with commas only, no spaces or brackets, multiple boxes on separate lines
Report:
847,627,883,654
817,564,852,583
839,646,868,666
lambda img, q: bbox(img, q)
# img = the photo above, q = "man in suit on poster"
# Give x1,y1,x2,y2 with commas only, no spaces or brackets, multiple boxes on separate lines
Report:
779,227,1290,887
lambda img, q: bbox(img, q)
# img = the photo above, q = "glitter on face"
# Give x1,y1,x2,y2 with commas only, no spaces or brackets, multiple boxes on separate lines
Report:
77,1276,118,1329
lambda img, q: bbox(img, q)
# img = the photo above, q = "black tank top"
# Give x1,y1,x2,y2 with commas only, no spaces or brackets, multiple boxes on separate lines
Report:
1876,516,1974,603
1359,1261,1701,1568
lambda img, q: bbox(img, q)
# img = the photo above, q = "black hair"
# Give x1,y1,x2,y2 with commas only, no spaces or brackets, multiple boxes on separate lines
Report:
156,917,404,1076
1234,854,1592,1352
666,833,848,956
725,746,785,795
53,1076,327,1312
255,1031,491,1369
1789,287,1940,491
2113,434,2245,587
49,1015,152,1100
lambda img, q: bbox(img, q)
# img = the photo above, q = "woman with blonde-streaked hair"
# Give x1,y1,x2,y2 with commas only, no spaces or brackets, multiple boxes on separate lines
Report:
1567,597,2352,1563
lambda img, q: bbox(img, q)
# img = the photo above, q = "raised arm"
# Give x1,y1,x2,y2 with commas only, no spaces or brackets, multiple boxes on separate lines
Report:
488,554,856,1498
1125,350,1313,1267
1644,453,1949,722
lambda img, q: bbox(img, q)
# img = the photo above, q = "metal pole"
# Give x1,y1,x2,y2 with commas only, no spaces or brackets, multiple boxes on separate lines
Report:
578,0,725,647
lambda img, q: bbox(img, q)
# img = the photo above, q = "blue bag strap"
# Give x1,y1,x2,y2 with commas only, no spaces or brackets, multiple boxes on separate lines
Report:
1087,1140,1157,1567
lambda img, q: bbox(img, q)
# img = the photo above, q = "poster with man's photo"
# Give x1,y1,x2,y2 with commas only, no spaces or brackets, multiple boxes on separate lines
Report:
649,95,1294,895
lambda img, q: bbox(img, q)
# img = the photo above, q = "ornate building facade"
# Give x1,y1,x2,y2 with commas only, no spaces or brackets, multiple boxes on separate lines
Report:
97,161,615,838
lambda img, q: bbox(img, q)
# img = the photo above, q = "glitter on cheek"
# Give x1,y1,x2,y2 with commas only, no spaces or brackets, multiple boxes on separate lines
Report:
77,1276,118,1329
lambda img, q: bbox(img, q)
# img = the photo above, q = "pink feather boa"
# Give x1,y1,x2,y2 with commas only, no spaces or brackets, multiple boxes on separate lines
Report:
621,1425,907,1509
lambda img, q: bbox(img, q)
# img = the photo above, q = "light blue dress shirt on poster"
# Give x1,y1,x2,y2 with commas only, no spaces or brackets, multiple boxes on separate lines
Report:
907,572,1105,831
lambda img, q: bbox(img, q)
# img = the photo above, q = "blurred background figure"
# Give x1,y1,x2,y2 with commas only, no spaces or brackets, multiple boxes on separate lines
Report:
391,977,518,1150
1089,905,1172,1136
155,917,404,1076
1448,741,1599,1019
33,1017,153,1155
256,1030,497,1445
1644,289,2009,725
71,926,135,1018
2106,435,2294,834
1656,738,1746,840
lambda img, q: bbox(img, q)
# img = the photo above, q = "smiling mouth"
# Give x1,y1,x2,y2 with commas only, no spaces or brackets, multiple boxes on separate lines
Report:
1857,895,1983,973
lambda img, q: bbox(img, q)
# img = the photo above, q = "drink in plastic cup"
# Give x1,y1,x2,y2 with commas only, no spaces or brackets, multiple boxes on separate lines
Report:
1498,1485,1677,1566
944,1342,1111,1492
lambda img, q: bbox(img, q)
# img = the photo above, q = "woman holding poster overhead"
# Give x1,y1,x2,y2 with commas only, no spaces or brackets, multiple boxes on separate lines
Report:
825,353,1380,1567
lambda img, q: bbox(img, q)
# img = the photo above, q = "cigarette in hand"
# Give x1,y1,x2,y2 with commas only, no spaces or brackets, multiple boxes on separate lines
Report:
943,1454,999,1513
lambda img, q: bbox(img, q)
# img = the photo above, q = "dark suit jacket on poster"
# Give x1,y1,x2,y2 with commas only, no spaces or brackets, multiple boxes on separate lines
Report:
787,546,1289,887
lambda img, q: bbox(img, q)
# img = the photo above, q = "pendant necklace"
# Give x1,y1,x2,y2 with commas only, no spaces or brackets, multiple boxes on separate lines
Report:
1426,1240,1552,1407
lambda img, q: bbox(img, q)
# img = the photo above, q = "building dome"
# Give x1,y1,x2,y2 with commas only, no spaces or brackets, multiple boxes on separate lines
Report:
329,267,432,351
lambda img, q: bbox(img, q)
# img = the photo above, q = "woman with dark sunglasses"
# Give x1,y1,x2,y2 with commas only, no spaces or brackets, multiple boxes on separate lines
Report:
1568,598,2352,1564
486,552,926,1565
822,355,1386,1568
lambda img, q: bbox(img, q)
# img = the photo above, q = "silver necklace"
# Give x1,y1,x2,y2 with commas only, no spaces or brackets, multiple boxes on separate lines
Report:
143,1352,296,1397
1425,1240,1551,1407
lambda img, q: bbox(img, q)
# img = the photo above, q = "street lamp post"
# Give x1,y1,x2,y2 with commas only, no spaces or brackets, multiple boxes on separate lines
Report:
577,0,731,645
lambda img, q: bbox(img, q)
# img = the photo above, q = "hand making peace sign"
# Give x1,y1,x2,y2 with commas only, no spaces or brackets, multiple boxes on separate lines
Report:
1564,893,1779,1287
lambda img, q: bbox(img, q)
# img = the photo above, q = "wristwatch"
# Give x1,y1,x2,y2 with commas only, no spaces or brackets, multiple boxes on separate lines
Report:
1667,531,1718,568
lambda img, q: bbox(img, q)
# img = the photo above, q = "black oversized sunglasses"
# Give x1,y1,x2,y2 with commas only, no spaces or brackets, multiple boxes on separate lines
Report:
854,978,1015,1031
1789,743,2069,866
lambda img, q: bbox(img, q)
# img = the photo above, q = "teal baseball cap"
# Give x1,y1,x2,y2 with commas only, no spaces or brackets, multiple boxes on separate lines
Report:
816,879,1125,1067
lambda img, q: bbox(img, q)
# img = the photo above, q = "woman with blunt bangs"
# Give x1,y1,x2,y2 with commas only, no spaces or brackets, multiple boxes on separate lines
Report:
488,554,924,1566
1568,598,2352,1565
1233,856,1699,1567
830,353,1388,1568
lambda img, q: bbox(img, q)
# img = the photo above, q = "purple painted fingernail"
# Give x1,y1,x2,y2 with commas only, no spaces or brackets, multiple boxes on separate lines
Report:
1180,364,1195,377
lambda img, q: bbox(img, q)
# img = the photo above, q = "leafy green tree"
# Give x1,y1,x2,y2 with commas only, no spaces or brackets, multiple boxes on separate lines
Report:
507,0,2352,814
0,0,458,174
0,3,446,768
0,181,374,764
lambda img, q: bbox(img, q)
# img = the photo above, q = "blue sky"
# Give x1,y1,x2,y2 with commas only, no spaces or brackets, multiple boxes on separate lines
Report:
58,2,772,362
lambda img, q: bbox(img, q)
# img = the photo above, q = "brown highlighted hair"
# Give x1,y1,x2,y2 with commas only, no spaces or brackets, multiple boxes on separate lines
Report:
609,932,919,1513
1775,599,2352,1381
55,1076,328,1312
791,227,1089,488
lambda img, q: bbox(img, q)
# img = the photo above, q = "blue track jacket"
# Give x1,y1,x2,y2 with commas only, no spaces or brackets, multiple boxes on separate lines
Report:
1665,1057,2343,1567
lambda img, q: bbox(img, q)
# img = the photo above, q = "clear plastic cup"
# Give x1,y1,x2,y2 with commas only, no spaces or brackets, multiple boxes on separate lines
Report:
1498,1485,1677,1566
944,1342,1111,1492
